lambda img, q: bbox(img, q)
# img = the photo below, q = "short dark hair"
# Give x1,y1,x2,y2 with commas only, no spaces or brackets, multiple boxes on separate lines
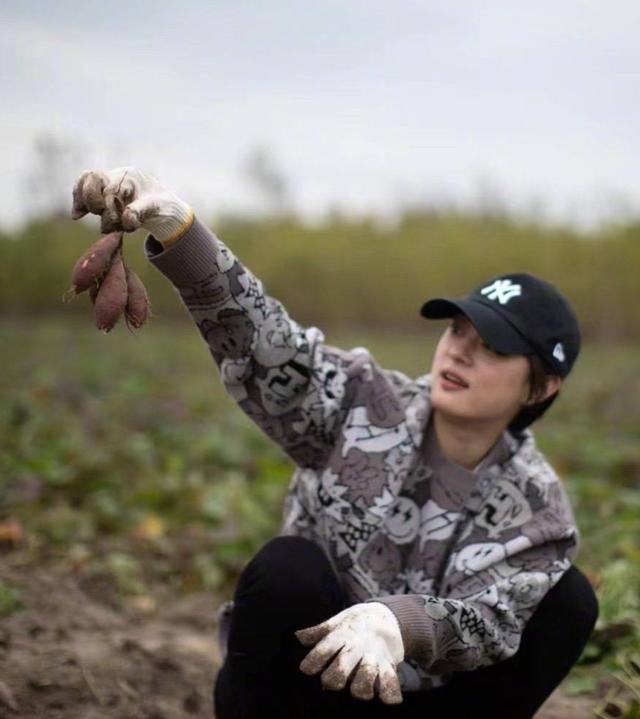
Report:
508,355,560,435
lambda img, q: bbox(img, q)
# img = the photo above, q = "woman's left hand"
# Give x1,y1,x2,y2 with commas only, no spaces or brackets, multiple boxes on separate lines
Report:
295,602,404,704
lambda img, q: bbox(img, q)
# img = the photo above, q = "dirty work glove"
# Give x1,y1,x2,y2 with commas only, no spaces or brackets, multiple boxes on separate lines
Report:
295,602,404,705
72,166,194,247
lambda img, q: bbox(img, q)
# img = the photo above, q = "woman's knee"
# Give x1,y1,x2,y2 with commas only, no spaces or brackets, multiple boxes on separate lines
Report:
535,564,599,645
236,535,342,606
555,565,598,629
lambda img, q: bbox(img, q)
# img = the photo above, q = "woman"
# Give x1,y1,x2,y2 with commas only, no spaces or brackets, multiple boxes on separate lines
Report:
72,168,599,719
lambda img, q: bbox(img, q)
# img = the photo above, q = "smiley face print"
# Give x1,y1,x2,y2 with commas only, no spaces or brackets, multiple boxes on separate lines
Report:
384,496,420,544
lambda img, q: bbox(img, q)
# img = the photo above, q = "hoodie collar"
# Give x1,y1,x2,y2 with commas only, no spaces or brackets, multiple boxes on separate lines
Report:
425,414,511,478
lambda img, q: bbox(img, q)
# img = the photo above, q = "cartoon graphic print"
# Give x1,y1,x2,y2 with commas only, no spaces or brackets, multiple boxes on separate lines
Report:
236,394,330,469
522,483,578,544
359,532,403,589
507,571,551,609
453,536,534,575
475,479,533,539
507,538,569,574
334,447,388,505
255,361,310,416
419,499,462,545
178,272,232,313
429,470,473,511
299,355,349,425
253,309,301,367
341,406,409,456
382,435,416,494
342,567,379,602
230,266,268,319
365,487,397,521
197,310,255,359
212,241,237,274
403,462,433,501
337,514,379,554
363,365,406,428
403,566,435,595
316,468,351,523
384,496,420,544
406,538,451,584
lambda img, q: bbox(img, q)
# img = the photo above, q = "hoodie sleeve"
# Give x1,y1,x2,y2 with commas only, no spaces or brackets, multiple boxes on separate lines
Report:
143,218,407,470
369,502,580,674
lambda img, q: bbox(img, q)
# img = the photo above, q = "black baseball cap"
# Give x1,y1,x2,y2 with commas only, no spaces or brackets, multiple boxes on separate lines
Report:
420,272,581,378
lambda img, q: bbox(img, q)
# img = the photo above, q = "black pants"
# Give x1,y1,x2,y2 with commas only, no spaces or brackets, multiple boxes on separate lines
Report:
214,536,598,719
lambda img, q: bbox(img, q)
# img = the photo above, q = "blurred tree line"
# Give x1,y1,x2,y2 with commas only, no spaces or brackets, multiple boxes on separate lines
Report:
1,208,638,340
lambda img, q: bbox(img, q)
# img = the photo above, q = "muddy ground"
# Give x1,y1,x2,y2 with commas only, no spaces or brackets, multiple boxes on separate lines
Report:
0,551,599,719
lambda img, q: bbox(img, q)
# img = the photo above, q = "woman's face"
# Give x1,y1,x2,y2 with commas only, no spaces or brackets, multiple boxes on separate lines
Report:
430,313,531,429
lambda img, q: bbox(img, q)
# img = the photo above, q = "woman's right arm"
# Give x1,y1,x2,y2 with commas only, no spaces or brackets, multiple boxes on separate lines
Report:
72,167,408,470
144,213,365,470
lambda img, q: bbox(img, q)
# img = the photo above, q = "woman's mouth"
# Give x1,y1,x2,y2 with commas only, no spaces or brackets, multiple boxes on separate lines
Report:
440,370,469,390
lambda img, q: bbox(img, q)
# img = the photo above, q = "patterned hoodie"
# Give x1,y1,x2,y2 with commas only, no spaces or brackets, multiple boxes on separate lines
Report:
144,218,580,692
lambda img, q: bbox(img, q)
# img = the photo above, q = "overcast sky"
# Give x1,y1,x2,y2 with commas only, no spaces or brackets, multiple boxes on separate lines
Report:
1,0,639,229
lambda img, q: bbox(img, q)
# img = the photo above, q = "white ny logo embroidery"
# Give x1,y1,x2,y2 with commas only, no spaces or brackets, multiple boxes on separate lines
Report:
480,279,522,305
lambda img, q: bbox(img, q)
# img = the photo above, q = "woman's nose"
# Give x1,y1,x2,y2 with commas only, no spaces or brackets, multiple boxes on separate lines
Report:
449,336,474,364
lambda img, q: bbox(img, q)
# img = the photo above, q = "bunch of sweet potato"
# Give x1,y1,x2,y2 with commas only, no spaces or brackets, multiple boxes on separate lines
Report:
66,231,151,332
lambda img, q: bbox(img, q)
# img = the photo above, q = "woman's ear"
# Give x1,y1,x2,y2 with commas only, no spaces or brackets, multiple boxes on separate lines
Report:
526,375,563,405
543,375,563,401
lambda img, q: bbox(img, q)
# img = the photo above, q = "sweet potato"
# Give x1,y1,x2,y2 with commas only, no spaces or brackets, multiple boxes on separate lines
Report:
124,266,151,330
94,248,128,332
65,229,153,332
70,231,123,294
89,283,99,305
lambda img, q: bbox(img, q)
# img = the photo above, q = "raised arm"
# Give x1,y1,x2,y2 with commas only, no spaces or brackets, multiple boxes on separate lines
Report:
72,167,407,470
144,214,359,470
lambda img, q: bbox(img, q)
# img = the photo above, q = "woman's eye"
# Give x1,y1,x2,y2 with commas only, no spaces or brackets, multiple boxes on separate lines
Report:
483,342,507,356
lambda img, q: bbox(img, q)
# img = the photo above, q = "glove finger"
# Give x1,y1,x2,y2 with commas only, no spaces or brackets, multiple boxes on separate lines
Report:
295,619,333,647
103,169,138,205
100,193,125,233
295,606,353,647
100,169,136,230
350,660,377,702
376,661,403,705
320,643,361,691
299,632,344,676
79,171,110,215
71,170,91,219
121,196,160,233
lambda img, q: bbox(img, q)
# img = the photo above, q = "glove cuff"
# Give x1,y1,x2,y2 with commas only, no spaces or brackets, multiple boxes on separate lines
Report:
146,201,195,247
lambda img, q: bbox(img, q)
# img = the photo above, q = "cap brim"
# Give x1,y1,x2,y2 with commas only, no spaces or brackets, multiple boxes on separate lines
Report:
420,298,533,355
